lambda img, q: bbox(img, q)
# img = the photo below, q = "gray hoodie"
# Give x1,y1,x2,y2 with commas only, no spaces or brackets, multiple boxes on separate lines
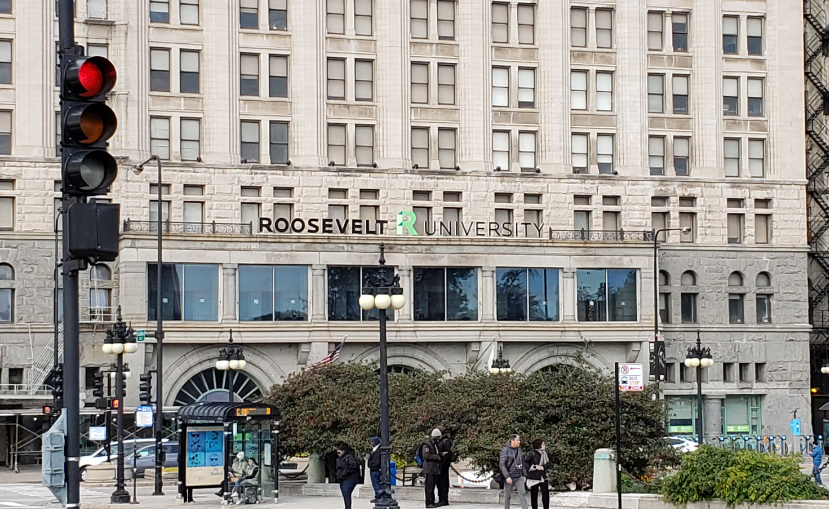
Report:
499,441,524,480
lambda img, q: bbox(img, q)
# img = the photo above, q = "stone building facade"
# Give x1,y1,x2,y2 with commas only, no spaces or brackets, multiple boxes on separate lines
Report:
0,0,812,461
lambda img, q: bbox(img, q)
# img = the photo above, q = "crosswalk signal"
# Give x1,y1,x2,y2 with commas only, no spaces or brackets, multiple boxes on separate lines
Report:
109,398,120,410
139,372,153,405
51,363,64,409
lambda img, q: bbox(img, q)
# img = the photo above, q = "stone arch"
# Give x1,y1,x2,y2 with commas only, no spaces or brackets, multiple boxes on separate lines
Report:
354,343,452,374
164,345,285,406
511,343,612,374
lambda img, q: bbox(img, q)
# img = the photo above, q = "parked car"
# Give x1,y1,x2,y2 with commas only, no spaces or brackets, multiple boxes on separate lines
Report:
666,436,698,453
80,438,166,482
126,442,180,478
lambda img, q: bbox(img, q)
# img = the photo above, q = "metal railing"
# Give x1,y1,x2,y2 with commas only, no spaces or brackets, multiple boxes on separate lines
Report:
0,384,53,397
548,229,654,242
123,220,253,235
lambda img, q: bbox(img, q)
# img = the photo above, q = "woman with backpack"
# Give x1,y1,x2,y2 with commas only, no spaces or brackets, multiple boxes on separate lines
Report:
335,443,361,509
524,439,550,509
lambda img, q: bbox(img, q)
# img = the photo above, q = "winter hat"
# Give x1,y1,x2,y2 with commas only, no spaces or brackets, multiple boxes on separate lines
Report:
431,428,442,437
370,437,381,445
236,452,245,460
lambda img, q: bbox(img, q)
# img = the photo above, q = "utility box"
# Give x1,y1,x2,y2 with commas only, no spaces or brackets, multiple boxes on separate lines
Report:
42,413,67,505
67,201,120,262
593,448,616,493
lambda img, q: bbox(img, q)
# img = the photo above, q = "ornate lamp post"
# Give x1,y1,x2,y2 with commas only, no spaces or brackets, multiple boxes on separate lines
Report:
684,332,714,444
359,244,405,509
216,330,246,403
103,307,137,504
489,345,512,374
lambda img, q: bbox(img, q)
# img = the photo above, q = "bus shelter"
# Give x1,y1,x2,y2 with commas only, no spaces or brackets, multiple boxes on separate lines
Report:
176,402,280,504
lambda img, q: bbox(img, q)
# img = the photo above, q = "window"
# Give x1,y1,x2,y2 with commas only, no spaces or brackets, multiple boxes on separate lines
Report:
672,75,688,114
242,185,261,198
328,204,347,220
648,12,663,50
438,64,455,105
7,368,21,384
180,50,199,94
659,292,671,324
724,138,740,177
681,271,696,286
355,0,372,36
747,79,763,117
525,210,542,237
747,18,763,55
596,72,612,111
148,264,219,321
327,124,346,165
577,269,638,322
411,0,428,38
240,54,259,96
413,190,431,200
150,49,170,92
240,0,258,28
494,193,512,203
574,210,591,231
756,293,771,323
183,201,203,228
444,191,461,202
597,134,613,174
518,68,535,108
672,13,688,52
360,189,378,200
648,75,664,113
274,187,293,198
273,202,292,221
723,77,739,116
755,213,770,244
722,16,738,54
571,134,588,173
360,204,378,221
651,196,668,207
438,128,456,169
679,212,695,242
443,206,461,224
437,0,454,40
0,1,9,14
150,0,169,22
724,363,736,382
355,60,374,101
414,267,478,321
570,71,587,110
328,267,395,321
570,8,587,47
755,198,771,209
0,110,9,155
239,265,308,321
727,214,743,244
149,199,170,226
327,58,345,100
603,211,619,231
729,293,744,324
412,127,429,167
517,4,534,44
87,44,108,58
150,117,170,160
575,195,591,206
326,0,344,33
496,268,560,321
674,137,690,176
87,0,106,18
748,139,765,177
0,263,11,322
181,0,199,25
269,121,289,164
652,212,667,238
755,363,766,382
355,125,374,166
411,63,429,103
492,3,509,43
0,41,11,85
679,292,696,323
648,136,664,175
595,9,612,48
495,208,512,225
492,131,510,170
269,55,288,98
493,67,509,107
269,0,287,30
518,132,536,170
180,119,200,161
240,120,260,162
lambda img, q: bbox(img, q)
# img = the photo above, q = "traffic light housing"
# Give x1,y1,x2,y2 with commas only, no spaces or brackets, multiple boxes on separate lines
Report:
139,372,153,405
43,404,54,415
109,398,120,410
51,364,64,409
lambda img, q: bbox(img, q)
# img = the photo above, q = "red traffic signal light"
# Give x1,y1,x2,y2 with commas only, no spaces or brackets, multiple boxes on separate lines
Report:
43,405,53,415
110,398,120,410
64,56,116,99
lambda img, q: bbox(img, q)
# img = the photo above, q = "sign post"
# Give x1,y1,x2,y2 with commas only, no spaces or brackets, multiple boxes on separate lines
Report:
615,363,643,509
136,330,145,342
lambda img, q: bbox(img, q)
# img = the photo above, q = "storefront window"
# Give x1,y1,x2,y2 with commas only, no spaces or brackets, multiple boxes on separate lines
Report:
148,263,219,321
496,268,560,321
667,397,697,436
328,266,393,321
577,269,638,321
724,395,762,434
239,265,308,321
413,267,478,321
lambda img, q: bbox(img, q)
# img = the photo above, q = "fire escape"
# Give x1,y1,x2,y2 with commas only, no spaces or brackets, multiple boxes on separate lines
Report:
805,0,829,399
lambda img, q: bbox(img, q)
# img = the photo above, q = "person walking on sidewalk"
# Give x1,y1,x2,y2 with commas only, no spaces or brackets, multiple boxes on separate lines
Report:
436,430,454,507
524,439,550,509
811,439,824,486
499,434,528,509
336,443,361,509
367,437,382,503
421,429,443,508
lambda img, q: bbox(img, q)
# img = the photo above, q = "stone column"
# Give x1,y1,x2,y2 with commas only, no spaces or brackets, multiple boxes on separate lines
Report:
562,268,577,321
311,265,327,322
307,454,326,484
222,264,237,322
481,267,496,321
703,395,724,443
397,267,413,322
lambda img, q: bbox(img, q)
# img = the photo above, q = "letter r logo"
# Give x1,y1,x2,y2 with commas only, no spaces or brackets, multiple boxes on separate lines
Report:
397,210,418,235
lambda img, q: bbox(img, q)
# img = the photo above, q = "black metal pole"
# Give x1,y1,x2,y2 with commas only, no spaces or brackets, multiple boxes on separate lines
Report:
375,245,398,509
224,366,233,505
153,157,164,496
614,362,622,509
106,374,112,462
696,365,704,445
111,354,130,503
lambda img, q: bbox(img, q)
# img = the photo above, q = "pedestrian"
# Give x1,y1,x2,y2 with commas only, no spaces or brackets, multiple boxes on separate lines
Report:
499,434,528,509
233,458,260,504
336,443,361,509
436,430,454,507
420,428,443,508
811,439,824,485
368,437,382,503
216,451,246,497
524,439,550,509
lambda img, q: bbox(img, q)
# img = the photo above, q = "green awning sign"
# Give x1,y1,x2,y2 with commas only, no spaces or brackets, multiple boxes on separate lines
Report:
669,425,694,433
726,425,750,433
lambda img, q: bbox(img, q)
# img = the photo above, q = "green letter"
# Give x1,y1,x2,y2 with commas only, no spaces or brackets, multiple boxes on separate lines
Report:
397,210,418,236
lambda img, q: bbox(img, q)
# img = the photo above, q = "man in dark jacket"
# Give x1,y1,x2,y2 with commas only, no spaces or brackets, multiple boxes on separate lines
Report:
367,437,382,502
499,435,528,509
421,429,443,508
436,431,453,507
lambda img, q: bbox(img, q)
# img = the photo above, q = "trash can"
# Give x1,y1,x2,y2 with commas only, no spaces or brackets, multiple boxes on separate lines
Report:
390,461,397,486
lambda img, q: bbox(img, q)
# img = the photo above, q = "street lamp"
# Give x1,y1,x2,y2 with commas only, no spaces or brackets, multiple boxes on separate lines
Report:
651,226,691,385
489,345,512,374
822,362,829,375
215,330,246,403
103,307,137,504
133,154,166,496
360,244,405,509
684,332,714,444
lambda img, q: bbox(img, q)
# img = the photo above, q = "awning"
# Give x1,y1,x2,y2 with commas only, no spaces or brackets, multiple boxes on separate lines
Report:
176,402,280,423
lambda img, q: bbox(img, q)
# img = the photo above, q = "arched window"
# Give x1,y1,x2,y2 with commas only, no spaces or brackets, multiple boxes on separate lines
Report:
756,272,771,287
680,271,696,286
728,272,744,286
728,272,745,324
659,271,670,286
756,272,772,324
90,265,111,281
0,263,13,280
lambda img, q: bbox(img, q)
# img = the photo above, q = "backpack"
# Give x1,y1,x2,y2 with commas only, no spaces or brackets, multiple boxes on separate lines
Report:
415,444,424,467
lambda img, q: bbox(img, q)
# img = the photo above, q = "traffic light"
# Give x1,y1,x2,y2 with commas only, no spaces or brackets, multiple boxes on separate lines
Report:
109,398,120,410
51,363,64,409
139,372,154,405
43,405,54,415
92,370,107,409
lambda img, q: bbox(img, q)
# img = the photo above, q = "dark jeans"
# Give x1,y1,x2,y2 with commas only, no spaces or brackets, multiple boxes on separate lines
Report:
424,473,438,504
814,464,823,485
437,468,450,503
340,477,359,509
370,469,382,499
529,480,550,509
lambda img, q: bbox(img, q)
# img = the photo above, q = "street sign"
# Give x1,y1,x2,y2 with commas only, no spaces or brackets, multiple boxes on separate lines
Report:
618,363,644,392
89,426,107,441
790,419,802,436
136,405,154,428
136,330,145,342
